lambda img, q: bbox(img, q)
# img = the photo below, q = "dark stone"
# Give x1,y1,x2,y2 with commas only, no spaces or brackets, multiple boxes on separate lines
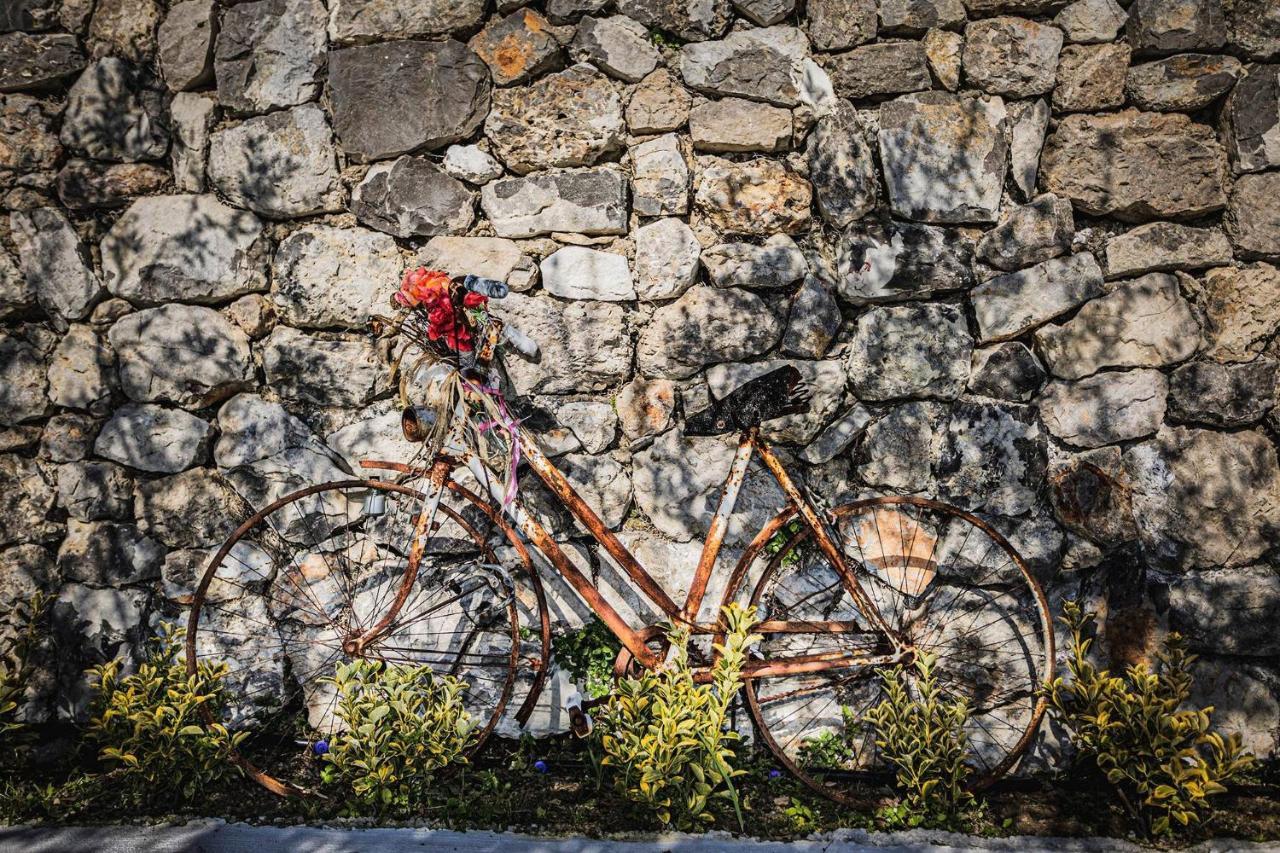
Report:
214,0,327,114
0,33,85,93
56,159,169,209
807,99,878,228
1222,64,1280,175
616,0,732,42
781,276,841,359
1126,0,1225,54
967,342,1046,402
937,399,1045,517
59,58,168,162
824,41,932,99
1167,358,1279,427
328,39,491,163
836,220,974,303
351,156,475,238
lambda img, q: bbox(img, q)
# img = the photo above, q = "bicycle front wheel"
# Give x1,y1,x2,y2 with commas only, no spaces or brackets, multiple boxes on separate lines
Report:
738,496,1053,803
185,479,520,796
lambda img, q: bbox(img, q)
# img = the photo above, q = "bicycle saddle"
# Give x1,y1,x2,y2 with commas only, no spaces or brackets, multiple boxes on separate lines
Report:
684,365,812,436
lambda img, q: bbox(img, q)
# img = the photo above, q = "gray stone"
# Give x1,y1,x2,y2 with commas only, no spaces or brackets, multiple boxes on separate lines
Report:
94,403,213,473
938,399,1044,517
1034,272,1201,379
442,145,504,185
39,413,98,464
571,15,661,83
559,452,632,529
1007,98,1050,200
635,218,700,302
825,41,932,99
272,225,402,330
1189,661,1280,759
1168,358,1279,427
0,0,58,31
878,93,1009,225
626,68,692,134
0,545,55,618
87,0,161,61
735,0,796,26
108,305,253,409
706,358,845,444
1124,426,1280,569
632,429,785,544
136,467,247,549
55,159,169,211
1170,566,1280,657
878,0,965,34
540,246,635,302
261,327,384,408
782,275,841,359
615,376,676,442
972,252,1104,343
1039,369,1168,448
208,105,343,219
225,294,275,339
60,59,167,162
101,194,269,306
10,207,102,321
1053,43,1129,113
630,133,689,217
352,157,474,239
0,455,55,547
157,0,215,92
0,33,84,93
214,392,316,469
967,342,1046,402
417,237,538,292
638,285,783,379
801,404,872,465
486,65,625,175
807,0,877,50
689,97,792,153
1053,0,1127,43
327,0,487,44
923,28,963,91
1227,0,1280,61
57,519,163,586
0,249,35,321
0,334,49,426
977,194,1074,272
328,39,491,163
1222,63,1280,174
962,17,1063,98
225,444,349,514
1126,54,1244,112
46,325,113,411
169,92,214,193
53,583,145,662
837,221,974,302
616,0,732,42
858,401,945,492
694,156,812,236
1126,0,1225,53
1047,447,1138,547
679,25,810,106
214,0,326,114
1043,111,1228,221
482,167,629,238
468,9,562,87
703,234,807,289
556,401,617,454
1226,171,1280,260
1105,222,1233,279
323,406,417,472
0,94,61,178
808,99,878,228
1199,262,1280,363
491,294,632,394
847,302,972,401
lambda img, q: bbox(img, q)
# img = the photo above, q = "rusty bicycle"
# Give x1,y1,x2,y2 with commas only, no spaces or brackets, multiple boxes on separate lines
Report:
186,272,1053,804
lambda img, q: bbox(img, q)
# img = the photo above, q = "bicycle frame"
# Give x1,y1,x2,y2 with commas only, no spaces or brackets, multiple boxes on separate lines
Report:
361,424,908,682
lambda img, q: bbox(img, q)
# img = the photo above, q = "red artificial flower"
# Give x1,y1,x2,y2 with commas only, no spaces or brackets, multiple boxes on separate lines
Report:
396,267,450,308
463,291,488,309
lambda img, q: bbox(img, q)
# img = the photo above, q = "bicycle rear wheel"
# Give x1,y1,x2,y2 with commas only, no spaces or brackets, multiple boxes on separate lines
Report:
737,496,1053,803
185,479,520,796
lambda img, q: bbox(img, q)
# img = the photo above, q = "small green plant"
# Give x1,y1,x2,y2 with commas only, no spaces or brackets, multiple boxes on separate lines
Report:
764,520,805,569
87,625,246,807
783,796,818,833
595,603,762,830
319,659,477,816
0,593,49,746
797,709,859,770
1046,600,1256,837
865,653,974,823
554,618,622,699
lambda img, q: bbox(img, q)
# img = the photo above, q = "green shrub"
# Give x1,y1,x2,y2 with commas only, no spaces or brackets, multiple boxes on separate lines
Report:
554,618,621,700
866,652,974,824
595,603,761,830
1046,600,1256,837
0,593,49,746
87,625,246,807
319,659,477,816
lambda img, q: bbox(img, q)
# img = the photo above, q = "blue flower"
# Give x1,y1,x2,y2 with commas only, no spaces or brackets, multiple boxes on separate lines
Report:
533,759,548,774
313,740,329,755
768,769,781,780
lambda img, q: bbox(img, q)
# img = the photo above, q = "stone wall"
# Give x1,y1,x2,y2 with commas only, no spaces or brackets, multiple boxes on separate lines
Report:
2,0,1279,757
